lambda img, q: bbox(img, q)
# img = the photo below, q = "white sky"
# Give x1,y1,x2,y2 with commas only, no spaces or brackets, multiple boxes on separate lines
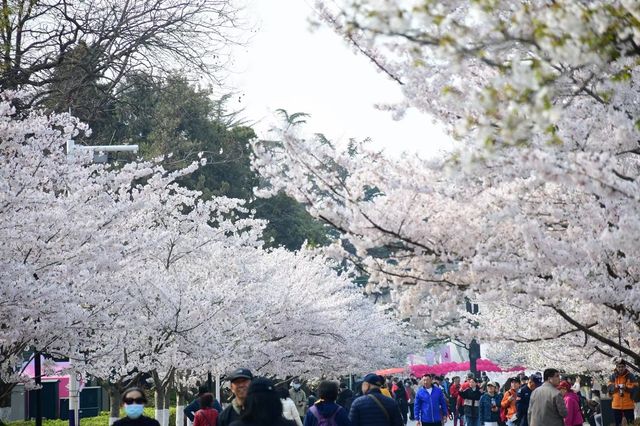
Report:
228,0,454,158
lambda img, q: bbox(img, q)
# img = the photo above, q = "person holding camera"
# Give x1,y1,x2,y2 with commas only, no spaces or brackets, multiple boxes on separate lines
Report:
607,358,638,426
479,382,500,426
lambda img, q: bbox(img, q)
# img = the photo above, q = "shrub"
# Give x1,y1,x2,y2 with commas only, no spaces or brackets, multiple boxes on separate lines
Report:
8,407,176,426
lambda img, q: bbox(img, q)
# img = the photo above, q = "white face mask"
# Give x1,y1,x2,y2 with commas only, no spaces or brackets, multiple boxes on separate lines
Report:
292,384,301,390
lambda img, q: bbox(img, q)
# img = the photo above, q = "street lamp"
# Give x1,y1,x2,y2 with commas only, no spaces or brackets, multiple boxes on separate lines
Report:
34,352,42,426
465,300,480,377
65,139,138,426
66,140,138,163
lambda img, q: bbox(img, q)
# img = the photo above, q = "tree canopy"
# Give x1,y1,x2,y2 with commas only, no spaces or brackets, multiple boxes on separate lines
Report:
252,0,640,372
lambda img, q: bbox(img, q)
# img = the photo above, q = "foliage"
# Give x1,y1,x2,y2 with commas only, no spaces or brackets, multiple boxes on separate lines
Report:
99,74,331,250
0,0,240,94
0,92,420,410
254,193,331,250
252,0,640,372
7,408,175,426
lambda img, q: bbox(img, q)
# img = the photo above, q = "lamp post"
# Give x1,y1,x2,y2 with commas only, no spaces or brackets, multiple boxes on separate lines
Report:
65,139,137,426
68,369,81,426
465,300,480,377
66,140,138,162
34,352,42,426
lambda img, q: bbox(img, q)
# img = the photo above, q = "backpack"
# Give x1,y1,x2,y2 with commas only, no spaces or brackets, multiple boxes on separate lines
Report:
309,405,340,426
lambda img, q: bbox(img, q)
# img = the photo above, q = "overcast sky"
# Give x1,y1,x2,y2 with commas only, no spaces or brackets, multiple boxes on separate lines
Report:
228,0,453,158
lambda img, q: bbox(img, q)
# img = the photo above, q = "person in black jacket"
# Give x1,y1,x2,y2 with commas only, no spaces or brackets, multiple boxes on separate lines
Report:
460,377,482,426
229,377,296,426
349,373,403,426
516,374,541,426
336,383,354,412
392,379,408,425
218,368,253,426
113,387,159,426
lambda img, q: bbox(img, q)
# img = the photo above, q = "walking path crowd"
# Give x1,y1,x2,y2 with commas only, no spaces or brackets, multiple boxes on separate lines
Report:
112,359,639,426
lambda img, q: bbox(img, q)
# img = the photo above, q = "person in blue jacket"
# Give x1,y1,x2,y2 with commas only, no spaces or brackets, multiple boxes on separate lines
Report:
479,382,501,426
414,374,448,426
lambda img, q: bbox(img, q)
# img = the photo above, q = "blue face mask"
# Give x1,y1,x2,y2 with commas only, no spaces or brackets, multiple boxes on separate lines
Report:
124,404,144,419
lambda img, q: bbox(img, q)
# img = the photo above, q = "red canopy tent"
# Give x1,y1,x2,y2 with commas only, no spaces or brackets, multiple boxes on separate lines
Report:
375,367,407,376
410,359,525,377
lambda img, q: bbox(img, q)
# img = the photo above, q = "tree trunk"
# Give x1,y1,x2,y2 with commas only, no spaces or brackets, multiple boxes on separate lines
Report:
108,384,121,426
155,387,165,425
162,384,171,426
176,390,184,426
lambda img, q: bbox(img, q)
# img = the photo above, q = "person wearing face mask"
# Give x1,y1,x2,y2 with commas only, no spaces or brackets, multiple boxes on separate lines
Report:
289,379,307,423
113,387,159,426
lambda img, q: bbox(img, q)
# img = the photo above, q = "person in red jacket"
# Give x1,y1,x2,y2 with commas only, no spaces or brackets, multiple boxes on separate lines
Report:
449,376,464,426
558,381,583,426
193,393,218,426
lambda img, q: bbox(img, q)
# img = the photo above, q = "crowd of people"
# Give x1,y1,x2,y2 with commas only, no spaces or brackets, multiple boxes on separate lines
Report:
111,359,639,426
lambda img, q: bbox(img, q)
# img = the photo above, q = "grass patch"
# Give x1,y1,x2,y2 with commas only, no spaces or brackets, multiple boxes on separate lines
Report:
7,407,176,426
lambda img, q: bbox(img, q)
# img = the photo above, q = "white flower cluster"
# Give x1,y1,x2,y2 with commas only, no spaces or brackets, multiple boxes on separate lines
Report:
254,1,640,372
0,93,420,394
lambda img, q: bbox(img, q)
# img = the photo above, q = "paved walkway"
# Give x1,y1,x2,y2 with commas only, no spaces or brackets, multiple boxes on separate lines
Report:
407,419,454,426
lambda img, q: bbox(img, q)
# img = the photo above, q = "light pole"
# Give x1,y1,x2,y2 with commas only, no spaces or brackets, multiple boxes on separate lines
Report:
465,300,480,377
34,352,42,426
68,370,82,426
66,140,138,162
65,139,138,426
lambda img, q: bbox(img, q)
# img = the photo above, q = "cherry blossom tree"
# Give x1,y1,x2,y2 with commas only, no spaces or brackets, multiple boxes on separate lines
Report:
0,90,420,421
75,223,417,425
252,1,640,371
0,90,218,406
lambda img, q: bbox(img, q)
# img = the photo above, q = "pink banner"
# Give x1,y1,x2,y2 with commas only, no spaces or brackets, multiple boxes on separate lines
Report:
440,346,452,362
